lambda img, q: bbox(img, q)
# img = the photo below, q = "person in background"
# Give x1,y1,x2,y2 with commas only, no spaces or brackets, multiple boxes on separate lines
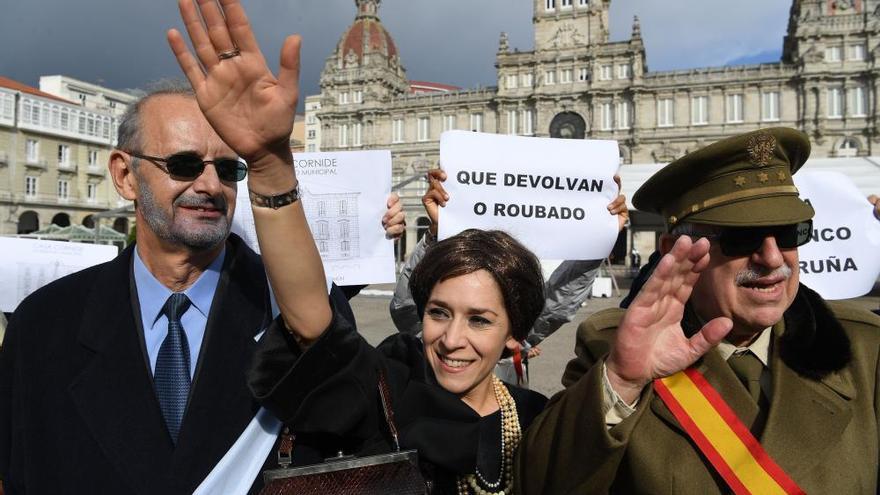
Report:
390,168,629,386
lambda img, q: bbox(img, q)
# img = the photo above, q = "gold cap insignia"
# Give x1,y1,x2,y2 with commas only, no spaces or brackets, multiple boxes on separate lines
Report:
668,215,678,224
747,132,776,167
734,176,747,187
757,172,769,183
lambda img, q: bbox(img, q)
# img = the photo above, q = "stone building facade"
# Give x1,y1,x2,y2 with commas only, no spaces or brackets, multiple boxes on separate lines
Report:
308,0,879,256
0,77,131,236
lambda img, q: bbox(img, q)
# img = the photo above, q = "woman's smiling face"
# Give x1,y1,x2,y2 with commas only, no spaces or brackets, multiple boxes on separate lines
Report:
421,270,514,403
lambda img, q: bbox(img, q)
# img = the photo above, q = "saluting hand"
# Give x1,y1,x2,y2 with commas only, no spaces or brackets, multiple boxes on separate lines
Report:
605,236,733,405
167,0,301,170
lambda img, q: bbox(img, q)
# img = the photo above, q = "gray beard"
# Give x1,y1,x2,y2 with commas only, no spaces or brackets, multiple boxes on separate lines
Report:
136,177,230,251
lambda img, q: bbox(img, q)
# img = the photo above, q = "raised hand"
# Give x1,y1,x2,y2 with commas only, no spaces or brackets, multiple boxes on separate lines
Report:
166,0,301,168
422,168,449,235
605,236,733,404
382,193,406,240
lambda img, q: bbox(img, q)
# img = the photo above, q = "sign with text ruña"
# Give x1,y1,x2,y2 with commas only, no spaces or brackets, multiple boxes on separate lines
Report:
438,131,620,260
795,171,880,300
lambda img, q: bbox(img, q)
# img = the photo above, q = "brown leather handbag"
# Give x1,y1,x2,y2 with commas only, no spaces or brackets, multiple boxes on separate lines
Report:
259,370,429,495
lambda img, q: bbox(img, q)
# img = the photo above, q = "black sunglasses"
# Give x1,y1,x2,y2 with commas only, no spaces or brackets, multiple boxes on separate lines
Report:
125,151,248,182
694,220,813,257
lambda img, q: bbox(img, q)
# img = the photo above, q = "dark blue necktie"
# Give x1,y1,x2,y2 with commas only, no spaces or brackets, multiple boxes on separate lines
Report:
154,292,192,444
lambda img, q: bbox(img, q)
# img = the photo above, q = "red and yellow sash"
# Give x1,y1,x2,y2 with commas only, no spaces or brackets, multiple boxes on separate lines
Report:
653,368,805,495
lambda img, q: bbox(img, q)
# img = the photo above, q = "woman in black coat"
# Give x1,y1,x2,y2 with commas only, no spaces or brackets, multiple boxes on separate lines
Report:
249,229,548,494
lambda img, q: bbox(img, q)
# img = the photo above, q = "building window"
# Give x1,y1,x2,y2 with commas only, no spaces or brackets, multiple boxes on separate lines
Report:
522,109,534,135
57,180,69,200
657,98,674,127
417,117,430,141
339,220,350,239
579,0,588,5
600,103,613,131
338,200,347,215
315,220,329,238
600,65,612,81
838,138,859,157
545,0,555,11
392,118,405,143
352,122,362,146
827,87,843,118
506,74,518,89
560,69,573,83
849,85,867,117
825,46,842,62
544,70,556,85
87,183,97,201
308,130,316,139
58,144,70,166
561,0,572,8
726,94,744,123
691,96,708,125
341,240,351,252
847,44,866,61
88,150,99,167
317,201,327,217
507,110,518,135
443,114,456,131
521,73,533,87
761,91,780,122
617,64,631,79
578,67,589,81
26,139,39,163
354,90,363,103
470,113,483,132
307,144,316,152
307,115,316,124
338,92,350,105
25,176,38,197
616,101,631,130
338,124,348,147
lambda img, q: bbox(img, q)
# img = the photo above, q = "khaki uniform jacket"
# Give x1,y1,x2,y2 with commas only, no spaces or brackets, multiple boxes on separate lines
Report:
515,285,880,494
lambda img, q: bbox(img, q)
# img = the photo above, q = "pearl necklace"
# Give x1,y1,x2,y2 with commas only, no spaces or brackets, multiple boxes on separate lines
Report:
456,375,521,495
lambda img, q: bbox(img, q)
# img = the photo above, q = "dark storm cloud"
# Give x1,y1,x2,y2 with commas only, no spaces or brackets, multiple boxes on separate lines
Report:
1,0,789,110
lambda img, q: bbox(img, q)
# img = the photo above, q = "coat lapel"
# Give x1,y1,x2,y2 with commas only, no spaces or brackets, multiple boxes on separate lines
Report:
68,247,174,494
170,236,272,491
760,324,855,481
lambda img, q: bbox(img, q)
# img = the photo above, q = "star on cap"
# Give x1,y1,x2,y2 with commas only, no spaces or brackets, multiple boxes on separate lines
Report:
758,172,769,183
734,176,747,187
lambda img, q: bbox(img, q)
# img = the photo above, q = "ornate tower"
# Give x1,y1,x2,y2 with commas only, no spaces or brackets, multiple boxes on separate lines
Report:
318,0,409,148
533,0,611,51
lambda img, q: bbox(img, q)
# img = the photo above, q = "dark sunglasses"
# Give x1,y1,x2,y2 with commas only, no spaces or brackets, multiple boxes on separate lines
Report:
693,220,813,257
125,151,248,182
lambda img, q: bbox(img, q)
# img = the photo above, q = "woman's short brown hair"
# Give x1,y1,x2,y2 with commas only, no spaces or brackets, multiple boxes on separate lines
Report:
409,229,544,342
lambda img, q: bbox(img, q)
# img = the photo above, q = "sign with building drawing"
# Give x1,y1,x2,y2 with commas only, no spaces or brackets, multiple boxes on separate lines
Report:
232,150,394,286
0,237,118,312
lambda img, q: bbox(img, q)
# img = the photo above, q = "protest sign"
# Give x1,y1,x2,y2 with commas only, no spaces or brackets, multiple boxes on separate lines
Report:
0,237,117,312
232,150,395,286
438,131,620,260
795,171,880,300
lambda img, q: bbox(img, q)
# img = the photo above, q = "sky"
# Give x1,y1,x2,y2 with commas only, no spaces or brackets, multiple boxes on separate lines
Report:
1,0,791,111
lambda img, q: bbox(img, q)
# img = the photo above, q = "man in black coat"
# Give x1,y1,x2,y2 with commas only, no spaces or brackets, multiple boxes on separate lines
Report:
0,82,362,494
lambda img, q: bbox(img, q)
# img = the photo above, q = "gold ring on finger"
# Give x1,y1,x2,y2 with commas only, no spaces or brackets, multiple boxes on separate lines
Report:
218,48,241,60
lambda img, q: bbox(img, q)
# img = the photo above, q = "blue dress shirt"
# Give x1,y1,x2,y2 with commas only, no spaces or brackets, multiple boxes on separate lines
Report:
133,246,225,378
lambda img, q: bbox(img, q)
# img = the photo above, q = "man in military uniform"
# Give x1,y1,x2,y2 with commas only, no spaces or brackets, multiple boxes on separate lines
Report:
516,127,880,494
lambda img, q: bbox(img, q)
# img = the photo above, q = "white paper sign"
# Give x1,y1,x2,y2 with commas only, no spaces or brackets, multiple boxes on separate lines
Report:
438,131,620,260
795,171,880,300
232,150,395,286
0,237,118,312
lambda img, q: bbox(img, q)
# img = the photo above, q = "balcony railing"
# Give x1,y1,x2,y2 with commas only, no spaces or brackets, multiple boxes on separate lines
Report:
58,161,78,173
25,158,48,169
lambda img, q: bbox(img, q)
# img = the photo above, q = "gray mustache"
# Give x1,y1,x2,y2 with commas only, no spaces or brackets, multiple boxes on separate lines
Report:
735,264,792,286
175,194,228,213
